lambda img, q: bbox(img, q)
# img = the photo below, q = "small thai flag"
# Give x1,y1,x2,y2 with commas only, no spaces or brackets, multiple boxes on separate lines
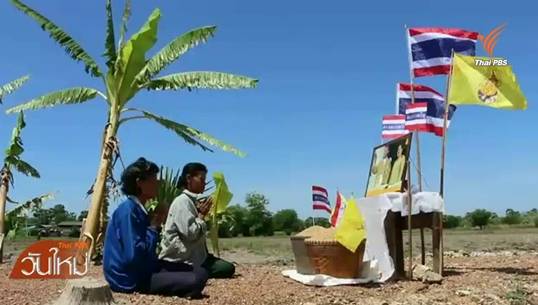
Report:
408,27,479,77
382,115,409,140
397,83,456,137
405,102,428,131
312,186,331,213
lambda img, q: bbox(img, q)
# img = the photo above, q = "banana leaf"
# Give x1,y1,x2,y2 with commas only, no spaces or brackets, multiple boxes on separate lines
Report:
146,166,182,212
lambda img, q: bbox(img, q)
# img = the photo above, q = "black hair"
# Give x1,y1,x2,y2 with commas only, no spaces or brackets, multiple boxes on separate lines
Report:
178,162,208,189
121,157,159,196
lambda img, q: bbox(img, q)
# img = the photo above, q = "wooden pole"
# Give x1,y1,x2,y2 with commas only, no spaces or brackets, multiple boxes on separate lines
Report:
440,51,454,198
406,159,413,279
436,49,455,275
0,175,8,264
405,24,426,266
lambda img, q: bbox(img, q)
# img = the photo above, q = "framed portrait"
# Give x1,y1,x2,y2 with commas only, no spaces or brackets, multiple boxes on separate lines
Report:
364,134,412,197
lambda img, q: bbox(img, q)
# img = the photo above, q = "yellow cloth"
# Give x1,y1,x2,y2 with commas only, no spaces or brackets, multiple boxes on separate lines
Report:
448,54,527,110
335,196,366,253
388,156,405,186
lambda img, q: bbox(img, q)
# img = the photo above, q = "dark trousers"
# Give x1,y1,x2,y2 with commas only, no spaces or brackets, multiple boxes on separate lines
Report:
144,260,208,298
202,254,235,279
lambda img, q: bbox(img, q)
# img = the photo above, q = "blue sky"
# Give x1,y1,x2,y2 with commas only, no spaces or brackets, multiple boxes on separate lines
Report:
1,0,536,219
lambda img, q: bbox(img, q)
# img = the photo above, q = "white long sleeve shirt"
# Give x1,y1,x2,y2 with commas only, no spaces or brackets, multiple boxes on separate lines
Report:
158,190,208,266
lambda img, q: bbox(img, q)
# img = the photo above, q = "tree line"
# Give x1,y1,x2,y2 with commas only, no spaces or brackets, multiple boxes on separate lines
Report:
444,208,538,230
10,193,538,238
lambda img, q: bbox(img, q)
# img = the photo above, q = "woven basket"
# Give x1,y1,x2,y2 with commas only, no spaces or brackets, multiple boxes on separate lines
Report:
290,236,315,274
304,239,366,278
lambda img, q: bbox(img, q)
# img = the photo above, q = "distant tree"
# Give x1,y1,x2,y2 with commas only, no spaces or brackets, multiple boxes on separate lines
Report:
304,217,331,228
51,204,75,224
534,216,538,228
523,209,538,225
226,205,249,237
273,209,303,235
443,215,462,229
78,210,88,221
33,206,54,225
466,209,493,230
244,193,273,236
503,209,522,225
489,212,502,225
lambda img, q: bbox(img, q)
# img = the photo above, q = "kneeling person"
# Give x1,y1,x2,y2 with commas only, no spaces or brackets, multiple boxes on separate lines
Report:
159,162,235,278
103,158,208,297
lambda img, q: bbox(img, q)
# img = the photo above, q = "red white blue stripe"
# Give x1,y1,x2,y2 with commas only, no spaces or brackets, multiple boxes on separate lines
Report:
312,186,331,213
407,27,479,77
382,115,409,140
397,83,455,137
405,102,429,131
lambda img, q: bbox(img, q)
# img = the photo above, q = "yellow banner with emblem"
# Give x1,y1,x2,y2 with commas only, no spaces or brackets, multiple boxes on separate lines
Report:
448,53,527,110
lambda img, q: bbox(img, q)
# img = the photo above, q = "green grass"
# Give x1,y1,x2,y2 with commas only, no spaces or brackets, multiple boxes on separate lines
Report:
506,278,529,305
218,236,293,259
218,227,538,259
5,227,538,262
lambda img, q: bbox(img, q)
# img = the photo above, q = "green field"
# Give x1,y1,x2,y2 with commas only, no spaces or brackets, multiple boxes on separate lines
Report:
5,227,538,264
219,227,538,261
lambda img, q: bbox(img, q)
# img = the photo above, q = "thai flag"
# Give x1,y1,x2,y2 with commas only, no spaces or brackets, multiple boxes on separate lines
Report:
312,186,331,213
382,115,409,140
408,27,479,77
405,102,429,131
397,83,456,137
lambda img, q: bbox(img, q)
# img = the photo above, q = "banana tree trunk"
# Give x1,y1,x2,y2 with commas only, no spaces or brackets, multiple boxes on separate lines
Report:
79,110,119,261
0,174,9,264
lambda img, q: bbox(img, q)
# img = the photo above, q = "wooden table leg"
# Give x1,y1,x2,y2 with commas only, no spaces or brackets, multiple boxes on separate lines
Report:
420,228,425,265
385,211,405,279
432,212,442,275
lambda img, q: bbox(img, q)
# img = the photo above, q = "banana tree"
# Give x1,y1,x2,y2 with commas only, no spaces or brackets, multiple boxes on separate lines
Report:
0,76,29,104
146,166,182,213
0,111,41,263
5,193,54,240
8,0,258,255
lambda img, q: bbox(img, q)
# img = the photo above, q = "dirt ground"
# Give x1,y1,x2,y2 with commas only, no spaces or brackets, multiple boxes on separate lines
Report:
1,249,537,305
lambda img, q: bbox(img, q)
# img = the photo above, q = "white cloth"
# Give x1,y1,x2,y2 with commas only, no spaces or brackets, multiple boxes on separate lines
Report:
282,260,380,286
356,194,395,282
284,192,444,286
384,192,445,216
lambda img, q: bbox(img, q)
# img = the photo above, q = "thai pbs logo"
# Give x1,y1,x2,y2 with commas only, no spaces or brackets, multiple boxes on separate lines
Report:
475,23,508,67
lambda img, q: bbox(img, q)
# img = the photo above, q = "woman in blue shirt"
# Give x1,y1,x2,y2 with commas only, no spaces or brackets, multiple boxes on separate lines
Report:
103,158,208,298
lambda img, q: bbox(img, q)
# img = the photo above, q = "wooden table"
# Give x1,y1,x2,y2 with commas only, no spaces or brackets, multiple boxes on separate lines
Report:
384,211,443,279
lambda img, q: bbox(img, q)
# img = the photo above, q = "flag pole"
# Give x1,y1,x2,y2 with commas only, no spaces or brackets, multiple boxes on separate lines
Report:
437,49,454,275
406,159,413,279
404,25,423,191
440,49,454,197
405,24,425,265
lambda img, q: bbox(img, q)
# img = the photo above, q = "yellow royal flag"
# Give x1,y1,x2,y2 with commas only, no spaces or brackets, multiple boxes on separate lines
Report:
335,196,366,253
448,53,527,110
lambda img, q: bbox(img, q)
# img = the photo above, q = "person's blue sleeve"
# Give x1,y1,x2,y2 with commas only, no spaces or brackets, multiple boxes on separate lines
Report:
120,211,159,267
